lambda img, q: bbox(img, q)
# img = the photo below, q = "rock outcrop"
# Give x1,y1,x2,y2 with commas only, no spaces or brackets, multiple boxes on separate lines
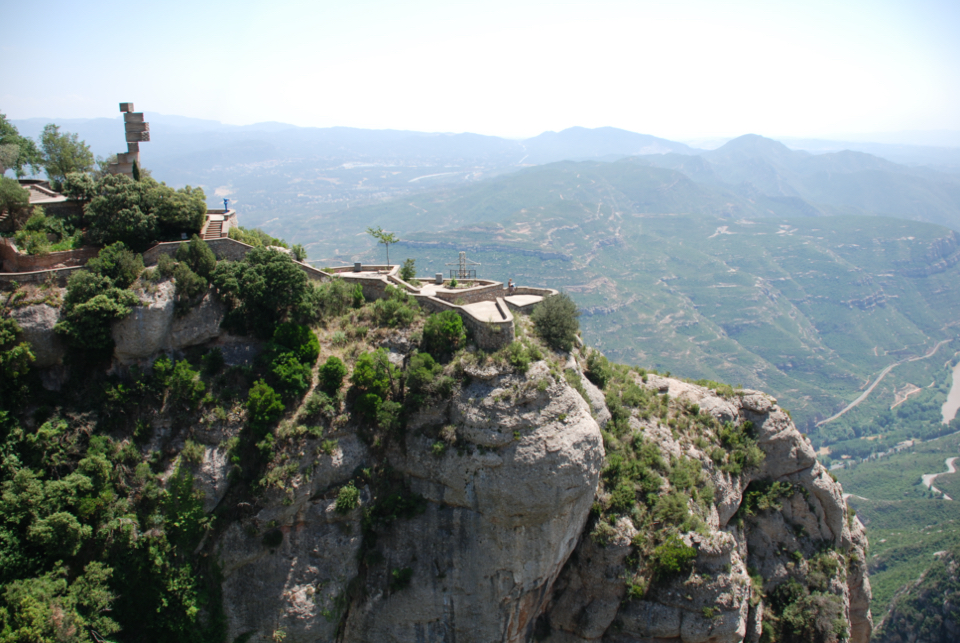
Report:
112,283,225,363
206,353,867,643
10,304,65,367
542,374,871,643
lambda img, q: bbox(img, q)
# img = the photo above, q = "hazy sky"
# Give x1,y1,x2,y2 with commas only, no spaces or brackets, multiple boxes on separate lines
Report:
3,0,959,139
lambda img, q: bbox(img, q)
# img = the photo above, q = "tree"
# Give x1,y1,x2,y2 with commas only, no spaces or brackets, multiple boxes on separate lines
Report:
400,258,417,282
531,292,580,352
39,124,93,187
0,113,41,177
85,242,144,288
85,175,207,250
422,311,467,359
366,226,399,266
211,247,310,338
175,235,216,279
0,176,30,224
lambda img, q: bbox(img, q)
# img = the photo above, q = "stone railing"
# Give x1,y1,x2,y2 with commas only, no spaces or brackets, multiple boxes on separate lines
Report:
0,265,85,285
0,238,99,273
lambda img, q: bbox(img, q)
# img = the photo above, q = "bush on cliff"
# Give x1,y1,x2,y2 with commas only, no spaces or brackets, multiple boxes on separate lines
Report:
212,247,315,338
531,292,579,352
55,270,140,355
422,311,466,359
319,356,348,395
85,241,143,289
175,235,216,279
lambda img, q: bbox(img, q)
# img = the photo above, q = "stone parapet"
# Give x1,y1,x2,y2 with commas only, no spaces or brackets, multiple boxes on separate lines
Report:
0,238,99,273
0,265,84,285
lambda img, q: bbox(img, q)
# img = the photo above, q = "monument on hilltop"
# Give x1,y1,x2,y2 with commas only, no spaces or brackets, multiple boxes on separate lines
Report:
107,102,150,178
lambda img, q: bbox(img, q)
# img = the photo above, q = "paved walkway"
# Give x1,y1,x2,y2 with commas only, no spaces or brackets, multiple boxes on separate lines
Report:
463,300,506,321
504,294,543,307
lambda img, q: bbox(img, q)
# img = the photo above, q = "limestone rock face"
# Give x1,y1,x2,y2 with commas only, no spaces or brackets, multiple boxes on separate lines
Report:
165,291,224,350
11,304,65,367
112,281,174,362
542,378,872,643
215,433,370,643
202,352,864,643
339,361,605,643
112,282,226,363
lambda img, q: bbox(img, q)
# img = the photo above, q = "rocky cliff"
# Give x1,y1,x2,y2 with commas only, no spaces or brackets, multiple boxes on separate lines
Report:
200,342,870,643
5,277,869,643
874,544,960,643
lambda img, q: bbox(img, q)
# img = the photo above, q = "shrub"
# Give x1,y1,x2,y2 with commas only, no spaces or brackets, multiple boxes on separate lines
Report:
351,283,365,308
531,292,580,352
86,242,144,288
173,263,207,310
85,174,206,249
270,353,312,400
372,297,416,328
175,234,217,279
316,278,352,317
181,439,204,464
167,360,205,410
55,271,140,354
272,322,320,365
201,347,225,375
228,225,287,248
350,349,394,399
585,351,613,389
247,379,284,435
406,352,443,408
502,340,542,373
302,391,337,420
649,534,697,580
291,244,307,261
157,252,176,277
400,258,417,282
335,482,360,514
319,356,348,395
422,311,466,359
212,246,311,338
389,567,413,591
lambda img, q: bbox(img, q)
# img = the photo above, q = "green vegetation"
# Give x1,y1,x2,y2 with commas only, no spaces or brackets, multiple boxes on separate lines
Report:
365,225,398,265
212,246,319,338
335,483,360,514
84,174,206,250
55,269,141,356
834,430,960,620
0,112,42,177
227,225,287,248
39,123,94,187
531,293,579,352
422,310,466,359
12,209,83,255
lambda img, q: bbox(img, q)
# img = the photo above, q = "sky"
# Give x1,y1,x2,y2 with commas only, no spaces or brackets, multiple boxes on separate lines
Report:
2,0,959,141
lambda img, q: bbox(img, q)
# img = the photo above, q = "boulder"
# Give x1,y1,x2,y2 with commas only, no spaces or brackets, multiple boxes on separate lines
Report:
11,304,65,367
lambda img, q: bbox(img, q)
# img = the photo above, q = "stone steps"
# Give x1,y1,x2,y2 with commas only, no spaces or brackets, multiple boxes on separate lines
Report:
204,221,223,240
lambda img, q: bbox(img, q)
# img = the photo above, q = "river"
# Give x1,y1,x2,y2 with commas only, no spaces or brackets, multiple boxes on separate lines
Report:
942,361,960,424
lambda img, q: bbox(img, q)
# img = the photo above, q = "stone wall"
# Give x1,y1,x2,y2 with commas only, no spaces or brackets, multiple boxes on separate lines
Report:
415,294,515,350
0,266,83,285
434,281,504,305
0,238,99,273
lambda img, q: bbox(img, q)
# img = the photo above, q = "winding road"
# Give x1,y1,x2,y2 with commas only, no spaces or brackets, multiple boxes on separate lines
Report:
921,456,958,500
817,340,952,427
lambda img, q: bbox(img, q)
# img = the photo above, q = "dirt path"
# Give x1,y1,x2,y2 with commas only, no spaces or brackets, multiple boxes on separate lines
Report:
921,456,958,500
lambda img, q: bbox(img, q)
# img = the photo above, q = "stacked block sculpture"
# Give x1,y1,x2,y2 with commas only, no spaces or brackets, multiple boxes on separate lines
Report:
107,102,150,178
